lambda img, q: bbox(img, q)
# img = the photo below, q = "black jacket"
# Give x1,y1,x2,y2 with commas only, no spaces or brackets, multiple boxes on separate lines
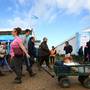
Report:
39,41,50,57
78,48,83,56
84,41,90,57
28,39,36,57
64,45,73,54
84,46,88,57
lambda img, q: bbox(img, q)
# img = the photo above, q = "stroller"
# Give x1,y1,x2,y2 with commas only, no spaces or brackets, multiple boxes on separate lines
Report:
0,42,11,71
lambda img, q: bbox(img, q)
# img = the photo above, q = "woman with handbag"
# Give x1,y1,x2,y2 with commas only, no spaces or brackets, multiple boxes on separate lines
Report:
10,27,30,84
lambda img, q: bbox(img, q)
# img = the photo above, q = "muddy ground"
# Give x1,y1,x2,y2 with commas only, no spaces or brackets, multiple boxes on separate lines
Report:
0,65,89,90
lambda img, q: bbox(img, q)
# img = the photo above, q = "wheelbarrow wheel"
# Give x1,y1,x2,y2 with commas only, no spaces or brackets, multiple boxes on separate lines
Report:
78,76,84,84
78,75,89,85
83,78,90,88
59,78,70,88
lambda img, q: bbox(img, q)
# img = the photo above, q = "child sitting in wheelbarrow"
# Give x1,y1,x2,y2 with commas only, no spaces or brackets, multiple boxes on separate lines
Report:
56,54,89,73
63,54,73,64
54,53,79,73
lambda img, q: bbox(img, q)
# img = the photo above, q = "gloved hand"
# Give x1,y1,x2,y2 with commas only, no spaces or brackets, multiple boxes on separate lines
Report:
26,53,30,58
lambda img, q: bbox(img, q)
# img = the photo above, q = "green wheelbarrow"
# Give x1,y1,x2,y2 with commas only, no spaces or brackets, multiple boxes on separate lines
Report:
53,62,90,88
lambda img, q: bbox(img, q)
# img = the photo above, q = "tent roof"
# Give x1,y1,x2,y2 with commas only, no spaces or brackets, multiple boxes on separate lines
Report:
0,30,32,35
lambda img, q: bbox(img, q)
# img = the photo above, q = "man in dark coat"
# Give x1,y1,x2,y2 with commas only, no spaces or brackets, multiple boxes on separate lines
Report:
87,40,90,62
28,36,36,76
64,41,73,55
84,40,90,62
39,37,51,69
78,46,84,61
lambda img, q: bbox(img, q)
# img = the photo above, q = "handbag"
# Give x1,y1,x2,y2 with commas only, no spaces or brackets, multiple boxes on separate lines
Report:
13,47,24,56
13,42,24,56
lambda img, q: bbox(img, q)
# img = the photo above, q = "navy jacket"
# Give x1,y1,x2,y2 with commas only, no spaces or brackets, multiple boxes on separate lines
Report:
28,39,36,57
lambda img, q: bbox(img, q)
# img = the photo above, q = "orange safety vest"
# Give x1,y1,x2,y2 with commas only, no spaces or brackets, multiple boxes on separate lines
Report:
50,49,56,57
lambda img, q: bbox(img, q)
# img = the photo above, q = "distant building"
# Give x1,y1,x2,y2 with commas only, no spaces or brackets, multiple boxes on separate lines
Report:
55,28,90,55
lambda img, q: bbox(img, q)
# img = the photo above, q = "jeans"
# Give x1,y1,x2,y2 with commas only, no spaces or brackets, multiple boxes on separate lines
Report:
13,56,23,80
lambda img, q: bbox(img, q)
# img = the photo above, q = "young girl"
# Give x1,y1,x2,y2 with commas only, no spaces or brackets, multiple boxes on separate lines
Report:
63,54,73,64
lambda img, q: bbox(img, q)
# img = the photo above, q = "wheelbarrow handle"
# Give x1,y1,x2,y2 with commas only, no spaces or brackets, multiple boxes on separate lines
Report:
42,67,55,78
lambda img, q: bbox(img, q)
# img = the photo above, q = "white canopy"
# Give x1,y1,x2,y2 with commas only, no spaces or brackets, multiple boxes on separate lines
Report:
0,28,11,31
83,28,90,32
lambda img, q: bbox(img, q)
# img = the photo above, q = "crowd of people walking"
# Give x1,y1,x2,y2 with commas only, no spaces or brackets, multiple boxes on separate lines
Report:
0,27,90,85
0,27,57,84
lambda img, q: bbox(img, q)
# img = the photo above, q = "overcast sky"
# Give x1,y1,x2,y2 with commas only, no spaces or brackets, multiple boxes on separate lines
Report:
0,0,90,48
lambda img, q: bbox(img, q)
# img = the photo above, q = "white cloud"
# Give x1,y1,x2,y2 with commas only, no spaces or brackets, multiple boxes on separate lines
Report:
85,0,90,10
66,0,84,14
17,0,29,5
8,15,39,30
8,17,30,28
28,0,90,21
56,0,90,14
26,0,58,24
7,0,90,29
